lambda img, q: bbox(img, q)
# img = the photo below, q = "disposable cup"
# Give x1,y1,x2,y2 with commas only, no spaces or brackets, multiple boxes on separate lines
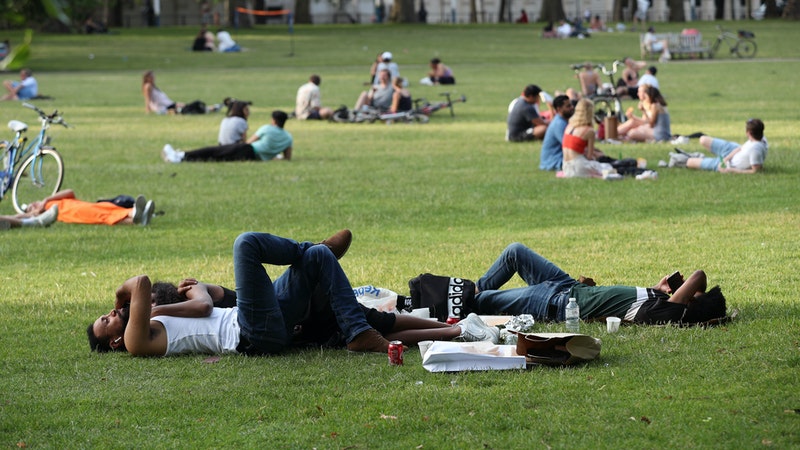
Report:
418,340,433,359
606,317,621,333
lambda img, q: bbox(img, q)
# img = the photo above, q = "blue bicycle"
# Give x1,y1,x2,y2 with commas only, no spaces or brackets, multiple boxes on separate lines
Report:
0,103,69,213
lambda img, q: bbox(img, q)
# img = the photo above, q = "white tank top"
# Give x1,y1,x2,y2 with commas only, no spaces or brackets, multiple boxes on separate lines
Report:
151,307,240,355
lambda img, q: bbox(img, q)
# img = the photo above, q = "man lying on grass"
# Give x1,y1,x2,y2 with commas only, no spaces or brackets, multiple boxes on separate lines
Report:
87,230,500,356
87,230,395,356
468,243,727,324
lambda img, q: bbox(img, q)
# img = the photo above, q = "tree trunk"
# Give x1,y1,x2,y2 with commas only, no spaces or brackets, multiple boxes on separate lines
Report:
294,0,311,23
668,0,686,20
498,0,508,22
783,0,799,18
390,0,417,22
611,0,623,21
469,0,478,22
539,0,566,23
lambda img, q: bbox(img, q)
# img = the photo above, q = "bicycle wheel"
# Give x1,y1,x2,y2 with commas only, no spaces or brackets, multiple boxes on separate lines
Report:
734,39,757,58
11,147,64,214
593,98,613,123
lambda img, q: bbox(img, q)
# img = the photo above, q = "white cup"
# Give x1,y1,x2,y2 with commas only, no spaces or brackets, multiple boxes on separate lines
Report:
418,340,433,358
606,317,621,333
409,307,430,319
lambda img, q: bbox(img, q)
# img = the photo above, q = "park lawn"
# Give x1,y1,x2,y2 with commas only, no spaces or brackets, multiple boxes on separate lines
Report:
0,20,798,448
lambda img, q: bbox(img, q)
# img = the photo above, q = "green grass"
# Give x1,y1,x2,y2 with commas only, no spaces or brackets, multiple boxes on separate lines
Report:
1,20,799,448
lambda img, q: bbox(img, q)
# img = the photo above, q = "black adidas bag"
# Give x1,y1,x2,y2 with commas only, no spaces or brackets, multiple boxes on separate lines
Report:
407,274,475,322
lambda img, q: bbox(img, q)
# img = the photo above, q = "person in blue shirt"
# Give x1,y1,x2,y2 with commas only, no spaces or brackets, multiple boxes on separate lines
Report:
539,95,573,171
161,110,293,163
2,68,37,101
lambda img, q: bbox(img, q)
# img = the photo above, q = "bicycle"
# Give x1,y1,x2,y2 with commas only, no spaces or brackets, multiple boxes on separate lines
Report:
0,103,70,214
572,61,626,124
412,92,467,117
710,26,757,59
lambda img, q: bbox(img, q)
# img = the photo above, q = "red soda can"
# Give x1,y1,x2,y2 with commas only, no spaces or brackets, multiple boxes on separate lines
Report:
388,340,404,366
446,317,460,325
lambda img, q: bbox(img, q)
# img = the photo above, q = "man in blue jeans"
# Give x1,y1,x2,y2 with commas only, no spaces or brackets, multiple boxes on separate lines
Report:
471,243,723,324
87,230,391,356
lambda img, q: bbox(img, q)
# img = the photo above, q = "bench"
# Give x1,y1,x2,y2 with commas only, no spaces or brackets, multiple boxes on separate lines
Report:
640,32,711,60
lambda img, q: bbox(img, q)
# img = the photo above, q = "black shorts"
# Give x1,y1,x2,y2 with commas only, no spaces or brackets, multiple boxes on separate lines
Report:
361,305,397,335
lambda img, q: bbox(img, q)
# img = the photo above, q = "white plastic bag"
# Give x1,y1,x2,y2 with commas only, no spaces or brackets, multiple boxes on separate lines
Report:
353,285,398,313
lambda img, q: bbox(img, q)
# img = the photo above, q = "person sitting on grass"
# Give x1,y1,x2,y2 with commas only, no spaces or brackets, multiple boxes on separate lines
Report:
150,278,499,347
161,110,293,163
295,74,333,120
0,204,58,230
1,68,37,101
354,69,394,112
468,242,726,325
22,189,154,226
217,100,250,145
561,98,613,178
539,94,574,171
616,84,671,143
389,77,412,113
506,84,549,142
142,70,220,115
677,118,767,174
419,58,456,86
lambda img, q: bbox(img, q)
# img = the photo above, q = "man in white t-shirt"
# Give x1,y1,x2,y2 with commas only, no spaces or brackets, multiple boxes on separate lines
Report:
637,66,660,90
295,74,332,120
685,118,768,174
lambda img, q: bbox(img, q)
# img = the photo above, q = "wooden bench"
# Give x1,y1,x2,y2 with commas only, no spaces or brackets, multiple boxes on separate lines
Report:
640,32,711,60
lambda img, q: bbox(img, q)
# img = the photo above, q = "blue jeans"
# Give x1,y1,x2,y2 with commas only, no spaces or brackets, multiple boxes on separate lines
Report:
474,243,577,321
233,232,371,354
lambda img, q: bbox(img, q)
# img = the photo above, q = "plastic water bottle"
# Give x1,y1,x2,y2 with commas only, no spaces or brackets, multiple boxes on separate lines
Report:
565,297,580,333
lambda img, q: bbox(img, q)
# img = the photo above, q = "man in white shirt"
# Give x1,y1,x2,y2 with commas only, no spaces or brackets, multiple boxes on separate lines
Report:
637,66,659,90
295,74,332,120
684,118,768,174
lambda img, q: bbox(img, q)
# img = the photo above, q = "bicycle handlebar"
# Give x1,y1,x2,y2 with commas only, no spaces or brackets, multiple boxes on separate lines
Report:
21,102,71,128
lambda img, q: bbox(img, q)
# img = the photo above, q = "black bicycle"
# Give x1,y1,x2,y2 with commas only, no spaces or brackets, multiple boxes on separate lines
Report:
572,61,626,124
710,26,756,59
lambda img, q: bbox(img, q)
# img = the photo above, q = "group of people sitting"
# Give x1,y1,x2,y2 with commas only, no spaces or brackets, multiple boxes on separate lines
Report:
86,229,725,357
192,25,240,52
507,79,765,178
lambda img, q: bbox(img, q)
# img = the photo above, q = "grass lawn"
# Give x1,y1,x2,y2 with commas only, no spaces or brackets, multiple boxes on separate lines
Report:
0,20,798,448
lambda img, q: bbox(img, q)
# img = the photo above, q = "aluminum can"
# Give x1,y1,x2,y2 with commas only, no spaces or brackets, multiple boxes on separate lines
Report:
388,340,404,365
446,317,460,325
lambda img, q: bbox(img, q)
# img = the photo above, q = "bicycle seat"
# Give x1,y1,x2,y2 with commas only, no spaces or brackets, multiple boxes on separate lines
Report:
8,120,27,133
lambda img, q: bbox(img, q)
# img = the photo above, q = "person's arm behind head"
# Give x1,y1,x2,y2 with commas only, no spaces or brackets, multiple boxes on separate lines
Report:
120,275,166,356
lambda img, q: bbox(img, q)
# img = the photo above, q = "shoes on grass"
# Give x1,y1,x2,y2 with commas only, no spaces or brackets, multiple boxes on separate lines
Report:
131,195,146,224
456,313,500,344
161,144,183,163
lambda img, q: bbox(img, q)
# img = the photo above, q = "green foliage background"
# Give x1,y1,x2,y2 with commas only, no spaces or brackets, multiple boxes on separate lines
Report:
0,21,798,448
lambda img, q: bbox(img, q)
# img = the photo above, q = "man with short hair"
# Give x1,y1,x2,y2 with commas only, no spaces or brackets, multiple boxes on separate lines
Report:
2,68,37,101
507,84,549,142
637,66,659,90
681,118,767,174
539,95,574,171
295,74,332,120
87,230,395,356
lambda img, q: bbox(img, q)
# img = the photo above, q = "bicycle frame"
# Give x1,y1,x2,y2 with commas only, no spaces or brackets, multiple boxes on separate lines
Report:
1,103,69,212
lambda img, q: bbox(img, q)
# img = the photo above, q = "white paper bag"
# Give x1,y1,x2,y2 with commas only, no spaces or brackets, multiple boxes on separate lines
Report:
421,341,526,372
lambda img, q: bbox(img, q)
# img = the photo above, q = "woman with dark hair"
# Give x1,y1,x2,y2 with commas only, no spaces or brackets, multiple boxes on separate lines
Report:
217,101,250,145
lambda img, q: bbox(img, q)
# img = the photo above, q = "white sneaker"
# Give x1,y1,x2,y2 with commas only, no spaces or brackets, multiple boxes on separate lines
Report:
636,170,658,180
34,205,59,227
161,144,182,163
141,200,155,226
131,195,146,224
670,136,689,145
457,313,500,344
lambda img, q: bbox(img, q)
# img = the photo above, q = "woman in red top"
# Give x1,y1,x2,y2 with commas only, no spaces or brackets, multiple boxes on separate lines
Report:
561,99,613,178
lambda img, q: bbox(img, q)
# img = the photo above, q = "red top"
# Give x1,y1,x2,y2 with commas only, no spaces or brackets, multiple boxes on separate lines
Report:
563,130,588,154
